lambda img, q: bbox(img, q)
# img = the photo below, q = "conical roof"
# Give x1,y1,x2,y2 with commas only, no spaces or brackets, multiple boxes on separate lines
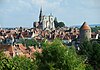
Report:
80,22,91,30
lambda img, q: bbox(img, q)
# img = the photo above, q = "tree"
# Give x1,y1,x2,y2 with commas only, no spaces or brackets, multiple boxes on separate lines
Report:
0,51,13,70
0,39,93,70
54,17,59,28
11,56,37,70
0,51,37,70
18,38,39,48
35,39,86,70
54,17,65,28
58,22,65,27
91,42,100,70
79,39,100,70
91,26,100,32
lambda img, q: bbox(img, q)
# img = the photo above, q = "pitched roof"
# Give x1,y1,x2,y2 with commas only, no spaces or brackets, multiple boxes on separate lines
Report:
80,22,91,30
0,44,14,52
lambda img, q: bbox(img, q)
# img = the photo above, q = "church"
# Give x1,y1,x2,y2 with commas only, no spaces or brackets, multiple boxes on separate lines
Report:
34,8,55,30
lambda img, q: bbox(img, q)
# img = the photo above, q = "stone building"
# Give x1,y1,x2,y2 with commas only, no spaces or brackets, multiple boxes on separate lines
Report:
79,22,91,42
34,8,55,30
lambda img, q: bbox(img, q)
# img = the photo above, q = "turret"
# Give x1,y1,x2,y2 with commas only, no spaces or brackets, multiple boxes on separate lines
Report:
79,22,91,42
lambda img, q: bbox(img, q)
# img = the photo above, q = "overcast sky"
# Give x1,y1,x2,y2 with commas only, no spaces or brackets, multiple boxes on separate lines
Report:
0,0,100,27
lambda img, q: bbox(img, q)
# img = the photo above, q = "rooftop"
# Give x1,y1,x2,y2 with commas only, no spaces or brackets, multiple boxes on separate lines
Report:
80,22,91,30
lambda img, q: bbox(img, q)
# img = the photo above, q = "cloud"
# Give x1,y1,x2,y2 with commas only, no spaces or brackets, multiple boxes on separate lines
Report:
80,0,100,9
18,0,32,9
31,0,64,10
0,0,100,27
0,0,33,15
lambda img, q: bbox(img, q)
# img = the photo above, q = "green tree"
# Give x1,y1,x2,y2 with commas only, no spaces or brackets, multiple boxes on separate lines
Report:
0,51,37,70
35,39,86,70
58,22,65,27
18,38,38,48
54,17,65,28
91,26,100,32
11,56,37,70
91,42,100,70
79,39,100,70
54,17,59,28
0,51,13,70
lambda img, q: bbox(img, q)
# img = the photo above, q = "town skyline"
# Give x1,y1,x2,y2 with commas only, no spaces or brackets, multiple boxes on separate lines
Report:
0,0,100,27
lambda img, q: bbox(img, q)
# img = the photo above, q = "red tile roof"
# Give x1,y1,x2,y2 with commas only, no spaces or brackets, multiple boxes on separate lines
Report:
80,22,91,30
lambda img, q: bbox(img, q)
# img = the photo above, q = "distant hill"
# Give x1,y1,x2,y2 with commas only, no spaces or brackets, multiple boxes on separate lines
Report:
89,24,100,27
71,23,100,28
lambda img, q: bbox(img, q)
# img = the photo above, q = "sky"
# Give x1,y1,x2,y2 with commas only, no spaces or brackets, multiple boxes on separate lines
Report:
0,0,100,28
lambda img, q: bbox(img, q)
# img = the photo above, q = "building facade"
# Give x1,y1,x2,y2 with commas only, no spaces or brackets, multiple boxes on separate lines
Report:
37,8,55,30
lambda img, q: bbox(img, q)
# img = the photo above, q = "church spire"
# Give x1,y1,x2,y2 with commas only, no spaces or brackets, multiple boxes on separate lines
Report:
39,7,42,22
40,7,42,12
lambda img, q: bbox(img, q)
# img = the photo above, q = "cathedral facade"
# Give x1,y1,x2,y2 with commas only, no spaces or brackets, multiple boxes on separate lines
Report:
34,8,55,30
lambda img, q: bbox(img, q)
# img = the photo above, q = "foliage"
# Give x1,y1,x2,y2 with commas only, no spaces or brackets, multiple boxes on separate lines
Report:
11,56,37,70
58,22,65,27
0,51,12,70
54,17,59,28
35,39,86,70
54,17,65,28
24,39,38,48
0,39,96,70
91,42,100,70
85,64,93,70
97,38,100,44
0,51,37,70
91,26,100,32
79,39,100,70
18,38,39,48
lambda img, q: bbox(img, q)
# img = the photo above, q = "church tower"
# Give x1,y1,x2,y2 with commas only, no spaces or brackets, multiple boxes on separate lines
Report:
39,7,42,23
37,7,55,30
79,22,91,42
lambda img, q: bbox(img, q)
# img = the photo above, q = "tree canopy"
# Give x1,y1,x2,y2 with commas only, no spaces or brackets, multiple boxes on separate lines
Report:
35,39,86,70
54,17,65,28
0,39,94,70
79,39,100,70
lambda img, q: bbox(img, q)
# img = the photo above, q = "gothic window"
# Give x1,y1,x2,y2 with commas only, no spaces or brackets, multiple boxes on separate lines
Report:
51,18,53,20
